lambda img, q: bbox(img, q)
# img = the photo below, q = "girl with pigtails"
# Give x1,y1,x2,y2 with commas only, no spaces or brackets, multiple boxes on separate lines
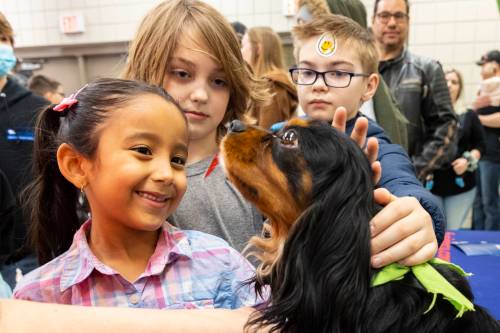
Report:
13,78,258,310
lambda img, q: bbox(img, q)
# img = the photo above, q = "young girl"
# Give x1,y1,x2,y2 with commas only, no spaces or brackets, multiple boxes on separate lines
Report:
241,26,298,129
13,78,258,309
122,0,269,254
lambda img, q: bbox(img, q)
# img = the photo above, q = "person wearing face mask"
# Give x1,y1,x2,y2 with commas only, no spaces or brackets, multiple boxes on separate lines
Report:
0,11,49,289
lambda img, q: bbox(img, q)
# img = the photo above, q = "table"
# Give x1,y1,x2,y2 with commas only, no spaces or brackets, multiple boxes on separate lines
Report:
446,230,500,319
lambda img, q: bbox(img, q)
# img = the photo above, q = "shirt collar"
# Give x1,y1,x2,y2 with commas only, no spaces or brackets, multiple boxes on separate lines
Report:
60,220,193,292
379,48,407,71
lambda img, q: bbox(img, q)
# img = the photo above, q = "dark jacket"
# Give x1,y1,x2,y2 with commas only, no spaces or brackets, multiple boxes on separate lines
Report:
347,114,445,245
476,105,500,163
379,49,458,181
251,70,298,129
431,110,486,197
373,78,408,151
0,77,48,262
0,168,16,263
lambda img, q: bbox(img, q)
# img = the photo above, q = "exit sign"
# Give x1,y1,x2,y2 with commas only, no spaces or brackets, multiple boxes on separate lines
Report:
283,0,297,17
59,13,85,34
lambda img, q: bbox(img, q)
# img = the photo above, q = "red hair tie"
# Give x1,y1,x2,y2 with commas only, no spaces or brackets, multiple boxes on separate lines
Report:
53,84,88,113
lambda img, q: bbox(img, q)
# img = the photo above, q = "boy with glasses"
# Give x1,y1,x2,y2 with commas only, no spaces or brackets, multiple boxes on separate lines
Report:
371,0,457,186
288,14,445,268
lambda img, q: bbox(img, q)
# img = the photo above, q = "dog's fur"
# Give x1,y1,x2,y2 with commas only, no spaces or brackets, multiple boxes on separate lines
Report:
221,119,499,333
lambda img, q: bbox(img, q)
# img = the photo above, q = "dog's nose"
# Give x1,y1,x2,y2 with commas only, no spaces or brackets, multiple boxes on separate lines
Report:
229,120,246,133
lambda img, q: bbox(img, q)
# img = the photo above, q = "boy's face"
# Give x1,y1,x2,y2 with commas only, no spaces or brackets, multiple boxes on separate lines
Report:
296,36,376,122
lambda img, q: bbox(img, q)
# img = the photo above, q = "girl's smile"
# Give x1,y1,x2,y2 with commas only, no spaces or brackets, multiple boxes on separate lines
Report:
136,190,174,207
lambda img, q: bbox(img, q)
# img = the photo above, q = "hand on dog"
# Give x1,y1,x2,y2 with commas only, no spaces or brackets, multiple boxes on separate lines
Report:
370,188,438,268
331,107,381,184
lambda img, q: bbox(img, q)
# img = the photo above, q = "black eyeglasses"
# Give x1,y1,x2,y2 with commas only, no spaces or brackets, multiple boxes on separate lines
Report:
289,68,369,88
375,11,409,24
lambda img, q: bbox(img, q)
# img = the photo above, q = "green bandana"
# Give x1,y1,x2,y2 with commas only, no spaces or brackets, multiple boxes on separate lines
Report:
371,258,475,318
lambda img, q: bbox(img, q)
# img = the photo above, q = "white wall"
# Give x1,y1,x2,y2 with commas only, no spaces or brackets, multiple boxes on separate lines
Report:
0,0,295,47
1,0,499,104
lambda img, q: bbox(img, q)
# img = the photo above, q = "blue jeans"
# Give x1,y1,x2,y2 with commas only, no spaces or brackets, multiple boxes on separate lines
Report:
478,160,500,230
472,167,485,229
435,187,476,230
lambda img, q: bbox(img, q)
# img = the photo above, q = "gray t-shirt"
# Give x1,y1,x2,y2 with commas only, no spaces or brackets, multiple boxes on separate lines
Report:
170,155,264,253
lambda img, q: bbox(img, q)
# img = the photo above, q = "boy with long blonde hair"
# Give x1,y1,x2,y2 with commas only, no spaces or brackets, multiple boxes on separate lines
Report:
123,0,268,253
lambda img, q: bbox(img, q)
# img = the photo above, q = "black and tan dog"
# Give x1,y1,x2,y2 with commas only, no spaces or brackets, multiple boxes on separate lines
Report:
221,119,499,333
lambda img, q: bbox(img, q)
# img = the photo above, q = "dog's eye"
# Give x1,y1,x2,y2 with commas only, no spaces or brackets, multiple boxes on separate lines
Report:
280,129,298,148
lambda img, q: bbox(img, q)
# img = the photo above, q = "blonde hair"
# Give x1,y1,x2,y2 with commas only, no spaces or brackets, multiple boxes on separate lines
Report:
297,0,330,17
122,0,268,139
292,14,379,74
246,27,287,77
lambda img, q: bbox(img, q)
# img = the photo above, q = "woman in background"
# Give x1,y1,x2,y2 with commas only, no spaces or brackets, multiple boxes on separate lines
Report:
241,26,298,129
431,69,486,229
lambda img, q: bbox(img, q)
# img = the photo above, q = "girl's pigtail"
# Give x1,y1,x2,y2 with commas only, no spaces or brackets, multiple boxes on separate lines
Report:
25,105,80,264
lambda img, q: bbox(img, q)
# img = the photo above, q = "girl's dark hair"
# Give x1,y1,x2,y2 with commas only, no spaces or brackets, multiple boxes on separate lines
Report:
25,78,183,264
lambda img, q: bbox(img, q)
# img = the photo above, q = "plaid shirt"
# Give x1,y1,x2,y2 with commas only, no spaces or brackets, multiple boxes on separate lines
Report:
13,221,259,309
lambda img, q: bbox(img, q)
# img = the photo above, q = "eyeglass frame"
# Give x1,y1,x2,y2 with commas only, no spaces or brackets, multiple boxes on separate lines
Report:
289,68,370,88
375,11,409,24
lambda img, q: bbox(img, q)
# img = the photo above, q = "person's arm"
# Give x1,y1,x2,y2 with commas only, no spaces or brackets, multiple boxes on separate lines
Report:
472,95,492,111
413,61,458,181
332,109,438,268
469,111,487,156
0,300,255,333
370,139,440,267
478,112,500,128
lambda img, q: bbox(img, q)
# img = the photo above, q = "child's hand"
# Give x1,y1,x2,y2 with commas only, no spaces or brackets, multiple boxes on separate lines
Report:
452,157,468,176
370,188,438,268
331,107,381,184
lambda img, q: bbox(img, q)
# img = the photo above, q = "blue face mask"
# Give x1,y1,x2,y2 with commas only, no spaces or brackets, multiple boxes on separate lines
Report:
0,44,16,78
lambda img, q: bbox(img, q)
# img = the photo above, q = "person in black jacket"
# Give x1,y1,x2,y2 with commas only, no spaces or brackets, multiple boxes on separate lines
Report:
431,69,486,230
0,11,49,288
371,0,458,183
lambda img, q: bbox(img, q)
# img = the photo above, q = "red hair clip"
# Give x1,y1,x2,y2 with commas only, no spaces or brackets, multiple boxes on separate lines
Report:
53,84,88,113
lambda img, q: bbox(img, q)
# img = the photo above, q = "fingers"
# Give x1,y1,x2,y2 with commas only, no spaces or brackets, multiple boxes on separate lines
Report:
331,106,347,133
371,224,435,268
371,161,382,185
373,188,397,207
350,116,368,148
370,197,438,268
370,199,420,254
398,241,438,266
365,137,379,164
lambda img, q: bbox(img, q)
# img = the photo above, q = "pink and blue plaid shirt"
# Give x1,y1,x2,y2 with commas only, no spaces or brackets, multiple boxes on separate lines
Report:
13,220,259,309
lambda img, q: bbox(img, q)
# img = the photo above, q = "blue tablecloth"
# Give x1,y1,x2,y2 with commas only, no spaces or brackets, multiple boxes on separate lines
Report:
450,230,500,319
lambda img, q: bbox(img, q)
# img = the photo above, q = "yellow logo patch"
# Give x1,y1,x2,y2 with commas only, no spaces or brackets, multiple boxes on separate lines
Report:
316,33,337,57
